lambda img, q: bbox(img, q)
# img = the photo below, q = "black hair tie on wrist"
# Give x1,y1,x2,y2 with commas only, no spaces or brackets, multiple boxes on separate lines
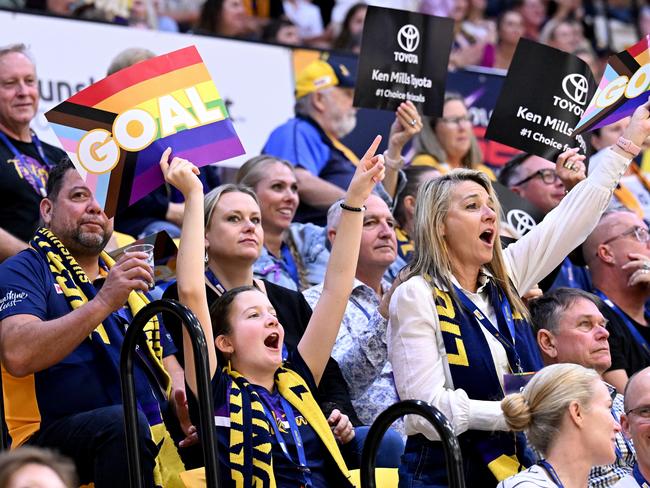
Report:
340,202,366,212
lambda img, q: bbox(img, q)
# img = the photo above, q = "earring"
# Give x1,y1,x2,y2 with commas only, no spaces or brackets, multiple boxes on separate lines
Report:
204,249,209,264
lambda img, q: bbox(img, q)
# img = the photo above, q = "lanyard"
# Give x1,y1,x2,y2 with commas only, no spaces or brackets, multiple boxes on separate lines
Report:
280,242,300,289
204,268,261,297
349,295,372,321
538,460,564,487
260,395,312,487
633,463,650,487
0,130,52,197
593,289,650,360
453,282,523,373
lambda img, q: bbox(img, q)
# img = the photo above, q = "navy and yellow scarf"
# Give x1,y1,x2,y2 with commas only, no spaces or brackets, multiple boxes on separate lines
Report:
395,226,414,263
224,362,353,488
433,282,542,484
30,228,185,487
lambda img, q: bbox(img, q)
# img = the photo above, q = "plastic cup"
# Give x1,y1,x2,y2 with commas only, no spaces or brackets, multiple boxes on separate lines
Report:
125,243,155,290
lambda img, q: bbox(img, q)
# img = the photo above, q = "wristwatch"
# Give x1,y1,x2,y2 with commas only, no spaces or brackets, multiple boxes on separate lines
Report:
616,136,642,157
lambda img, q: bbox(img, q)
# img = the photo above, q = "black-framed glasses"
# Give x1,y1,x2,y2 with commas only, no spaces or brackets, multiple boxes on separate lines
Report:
512,168,560,186
602,226,650,246
438,115,472,126
625,404,650,418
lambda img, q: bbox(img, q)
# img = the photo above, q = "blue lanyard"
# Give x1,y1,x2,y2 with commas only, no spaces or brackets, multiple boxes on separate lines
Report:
453,282,523,373
349,295,372,320
0,130,52,197
204,267,227,295
593,289,650,360
538,460,564,487
260,395,312,487
633,463,650,487
280,242,300,289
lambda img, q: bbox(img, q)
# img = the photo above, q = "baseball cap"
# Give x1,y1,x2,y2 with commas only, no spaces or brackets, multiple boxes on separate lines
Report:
295,58,356,99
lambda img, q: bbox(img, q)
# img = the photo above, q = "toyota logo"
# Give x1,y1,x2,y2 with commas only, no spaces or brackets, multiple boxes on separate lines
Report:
397,24,420,53
507,209,537,235
562,74,589,105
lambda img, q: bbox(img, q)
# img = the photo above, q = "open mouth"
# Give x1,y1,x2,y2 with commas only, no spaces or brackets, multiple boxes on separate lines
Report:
277,208,294,217
264,332,280,349
479,229,494,245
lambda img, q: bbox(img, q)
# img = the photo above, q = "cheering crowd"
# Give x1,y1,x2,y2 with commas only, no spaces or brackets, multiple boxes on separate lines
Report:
3,1,650,487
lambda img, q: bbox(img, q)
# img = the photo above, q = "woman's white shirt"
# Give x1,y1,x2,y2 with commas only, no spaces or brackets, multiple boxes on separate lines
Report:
388,148,630,441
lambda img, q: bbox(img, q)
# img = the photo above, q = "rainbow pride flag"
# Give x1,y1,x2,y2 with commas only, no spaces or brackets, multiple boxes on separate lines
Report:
45,46,244,218
574,36,650,135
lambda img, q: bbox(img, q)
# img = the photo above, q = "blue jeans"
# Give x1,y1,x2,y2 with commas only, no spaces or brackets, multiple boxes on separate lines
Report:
342,426,405,469
28,405,158,488
138,220,181,239
398,434,451,488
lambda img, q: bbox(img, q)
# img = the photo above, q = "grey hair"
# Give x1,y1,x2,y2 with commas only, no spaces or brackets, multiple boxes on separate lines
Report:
204,183,260,229
107,47,155,76
235,154,295,189
410,93,483,169
326,198,346,232
529,288,603,335
0,43,35,65
501,363,600,455
408,168,528,320
294,92,315,117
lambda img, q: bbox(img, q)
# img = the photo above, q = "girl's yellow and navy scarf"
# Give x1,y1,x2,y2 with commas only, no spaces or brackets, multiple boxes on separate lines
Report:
224,362,353,488
30,227,185,487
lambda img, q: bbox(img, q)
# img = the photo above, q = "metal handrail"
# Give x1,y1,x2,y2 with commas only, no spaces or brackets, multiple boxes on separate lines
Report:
120,299,219,487
360,400,465,488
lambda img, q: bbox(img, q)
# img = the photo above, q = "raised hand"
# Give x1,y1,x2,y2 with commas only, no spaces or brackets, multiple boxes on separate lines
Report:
622,96,650,148
344,135,385,208
159,147,202,198
387,101,422,160
556,147,586,192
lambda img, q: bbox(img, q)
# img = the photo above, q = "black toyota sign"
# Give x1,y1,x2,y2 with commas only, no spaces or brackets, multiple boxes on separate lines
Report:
353,5,454,116
485,39,596,161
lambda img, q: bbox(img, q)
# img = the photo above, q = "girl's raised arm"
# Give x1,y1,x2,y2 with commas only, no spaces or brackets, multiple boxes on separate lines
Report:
160,149,218,394
298,136,385,384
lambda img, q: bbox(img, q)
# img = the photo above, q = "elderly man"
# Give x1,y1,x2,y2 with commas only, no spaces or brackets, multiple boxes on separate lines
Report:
531,288,635,487
0,160,190,487
0,44,66,262
263,58,421,225
616,367,650,487
303,193,404,466
583,210,650,392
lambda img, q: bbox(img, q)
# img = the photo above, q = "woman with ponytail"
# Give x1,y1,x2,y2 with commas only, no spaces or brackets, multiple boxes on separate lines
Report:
499,363,620,488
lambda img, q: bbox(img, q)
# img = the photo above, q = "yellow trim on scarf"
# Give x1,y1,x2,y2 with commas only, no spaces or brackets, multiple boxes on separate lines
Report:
225,363,352,487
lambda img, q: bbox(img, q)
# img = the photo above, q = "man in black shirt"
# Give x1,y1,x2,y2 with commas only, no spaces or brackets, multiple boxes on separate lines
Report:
0,43,65,262
583,210,650,392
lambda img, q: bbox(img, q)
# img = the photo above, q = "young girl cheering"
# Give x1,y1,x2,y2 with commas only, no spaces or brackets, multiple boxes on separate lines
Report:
160,136,384,487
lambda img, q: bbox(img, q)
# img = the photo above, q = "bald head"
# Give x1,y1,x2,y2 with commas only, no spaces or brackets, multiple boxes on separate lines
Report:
583,210,640,268
623,367,650,413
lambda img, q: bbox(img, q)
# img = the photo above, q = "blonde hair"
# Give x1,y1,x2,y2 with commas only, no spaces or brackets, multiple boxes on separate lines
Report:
408,168,528,318
501,363,600,455
204,183,260,229
235,154,296,189
410,93,483,169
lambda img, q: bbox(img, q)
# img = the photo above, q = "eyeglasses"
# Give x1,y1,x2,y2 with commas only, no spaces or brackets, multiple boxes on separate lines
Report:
601,226,650,246
438,115,472,126
625,404,650,418
512,168,560,186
